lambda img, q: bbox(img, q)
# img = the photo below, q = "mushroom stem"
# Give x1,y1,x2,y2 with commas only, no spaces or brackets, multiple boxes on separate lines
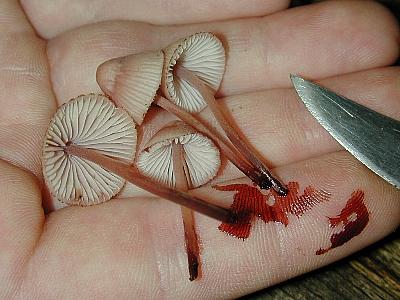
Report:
154,95,263,186
172,142,201,281
65,144,232,222
175,65,288,196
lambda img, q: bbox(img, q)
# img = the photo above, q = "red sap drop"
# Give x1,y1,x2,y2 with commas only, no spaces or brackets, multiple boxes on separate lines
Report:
316,190,368,255
216,182,330,239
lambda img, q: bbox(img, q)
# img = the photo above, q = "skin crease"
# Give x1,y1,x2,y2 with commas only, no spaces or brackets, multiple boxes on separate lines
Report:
0,0,398,299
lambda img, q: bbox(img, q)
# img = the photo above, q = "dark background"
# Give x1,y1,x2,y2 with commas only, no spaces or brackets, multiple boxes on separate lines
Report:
242,1,400,299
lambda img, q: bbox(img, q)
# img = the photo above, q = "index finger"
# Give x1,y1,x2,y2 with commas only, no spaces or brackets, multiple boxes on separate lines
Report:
47,1,399,103
21,0,290,39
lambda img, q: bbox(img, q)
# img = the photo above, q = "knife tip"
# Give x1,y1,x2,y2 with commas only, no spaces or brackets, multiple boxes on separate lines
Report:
290,74,308,96
289,73,300,82
292,72,311,82
290,74,309,90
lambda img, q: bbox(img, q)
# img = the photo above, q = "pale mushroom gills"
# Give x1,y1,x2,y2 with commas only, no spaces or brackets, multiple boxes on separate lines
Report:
42,94,137,206
137,121,220,188
162,32,226,113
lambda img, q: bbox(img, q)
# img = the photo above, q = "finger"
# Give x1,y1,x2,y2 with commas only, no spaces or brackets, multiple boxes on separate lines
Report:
19,151,399,298
114,67,400,198
20,199,159,299
21,0,290,39
0,160,44,299
189,152,399,298
0,0,56,178
47,0,399,103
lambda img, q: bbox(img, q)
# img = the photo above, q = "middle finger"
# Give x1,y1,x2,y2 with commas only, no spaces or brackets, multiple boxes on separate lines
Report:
47,0,398,104
118,66,400,199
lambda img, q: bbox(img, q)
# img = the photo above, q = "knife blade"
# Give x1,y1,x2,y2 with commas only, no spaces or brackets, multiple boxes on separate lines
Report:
290,74,400,189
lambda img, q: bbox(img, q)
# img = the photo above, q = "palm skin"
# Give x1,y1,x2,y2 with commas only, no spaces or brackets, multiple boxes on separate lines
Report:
0,0,399,299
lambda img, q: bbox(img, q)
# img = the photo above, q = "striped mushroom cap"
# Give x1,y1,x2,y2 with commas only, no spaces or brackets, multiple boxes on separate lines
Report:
42,94,137,206
161,32,226,113
97,51,164,125
137,121,220,188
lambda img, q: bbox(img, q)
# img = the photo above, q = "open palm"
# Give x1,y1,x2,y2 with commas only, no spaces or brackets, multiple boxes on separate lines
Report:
1,0,399,298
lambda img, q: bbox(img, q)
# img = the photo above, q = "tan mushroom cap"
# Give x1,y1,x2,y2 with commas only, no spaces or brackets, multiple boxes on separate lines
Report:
42,94,137,206
161,32,226,113
97,51,164,125
137,121,221,188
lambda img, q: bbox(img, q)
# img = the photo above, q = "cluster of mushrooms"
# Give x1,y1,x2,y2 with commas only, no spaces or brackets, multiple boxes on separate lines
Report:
42,32,288,281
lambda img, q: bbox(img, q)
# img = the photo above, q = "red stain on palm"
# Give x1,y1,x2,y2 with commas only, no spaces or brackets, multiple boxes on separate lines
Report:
316,190,368,255
215,182,330,239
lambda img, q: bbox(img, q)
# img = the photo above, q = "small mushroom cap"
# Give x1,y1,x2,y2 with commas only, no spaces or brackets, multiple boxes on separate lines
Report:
137,121,220,188
161,32,226,113
97,51,164,125
42,94,137,206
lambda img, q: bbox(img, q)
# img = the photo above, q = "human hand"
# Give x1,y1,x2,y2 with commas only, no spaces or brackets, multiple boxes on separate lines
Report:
1,0,399,298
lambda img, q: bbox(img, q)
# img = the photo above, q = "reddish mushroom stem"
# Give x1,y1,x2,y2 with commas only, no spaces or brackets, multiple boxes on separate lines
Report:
154,95,264,186
172,142,201,281
65,144,232,223
175,65,288,196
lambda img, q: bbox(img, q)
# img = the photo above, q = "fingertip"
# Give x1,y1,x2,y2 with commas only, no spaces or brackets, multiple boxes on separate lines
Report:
0,159,43,211
333,0,399,67
373,1,400,63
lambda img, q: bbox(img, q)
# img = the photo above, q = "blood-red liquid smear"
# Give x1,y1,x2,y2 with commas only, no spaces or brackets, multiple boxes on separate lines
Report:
316,190,369,255
216,183,369,255
215,181,330,239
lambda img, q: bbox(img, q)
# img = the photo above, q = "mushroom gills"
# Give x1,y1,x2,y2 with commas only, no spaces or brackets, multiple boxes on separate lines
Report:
137,121,221,189
162,32,225,113
42,94,137,206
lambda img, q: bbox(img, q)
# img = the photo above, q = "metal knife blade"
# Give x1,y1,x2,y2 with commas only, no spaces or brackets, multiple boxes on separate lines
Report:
290,74,400,189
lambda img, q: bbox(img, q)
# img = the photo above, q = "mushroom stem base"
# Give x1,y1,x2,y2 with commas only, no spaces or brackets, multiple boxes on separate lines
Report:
181,207,200,281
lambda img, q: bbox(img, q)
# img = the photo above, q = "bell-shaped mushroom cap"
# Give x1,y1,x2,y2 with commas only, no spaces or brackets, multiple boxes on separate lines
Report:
97,51,164,125
42,94,137,206
137,121,220,188
161,32,226,113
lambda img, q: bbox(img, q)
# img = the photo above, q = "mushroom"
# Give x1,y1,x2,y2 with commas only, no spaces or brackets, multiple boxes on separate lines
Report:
161,32,225,113
42,94,137,206
43,93,232,223
137,121,221,281
137,121,220,189
97,51,164,125
162,32,288,195
96,48,280,194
